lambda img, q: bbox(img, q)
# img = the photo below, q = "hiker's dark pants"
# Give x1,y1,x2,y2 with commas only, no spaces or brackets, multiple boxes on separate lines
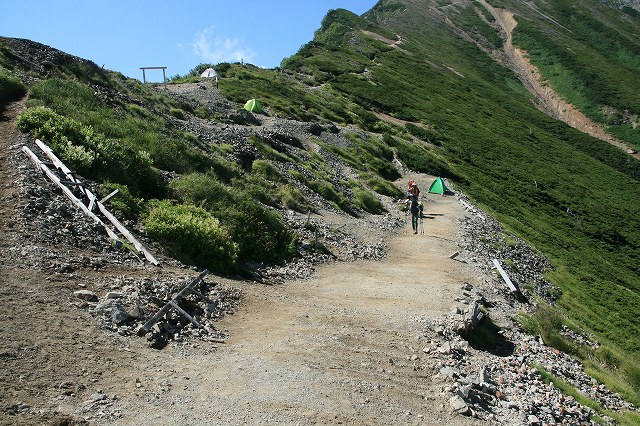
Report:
412,214,419,231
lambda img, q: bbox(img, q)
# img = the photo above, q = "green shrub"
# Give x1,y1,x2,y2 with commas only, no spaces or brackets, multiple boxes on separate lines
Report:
369,156,400,180
242,180,276,207
99,182,145,218
208,155,242,183
169,107,186,120
17,106,166,198
218,198,297,262
395,140,457,178
170,173,234,210
194,107,211,119
405,123,446,146
277,185,312,212
248,136,292,162
252,159,282,181
308,180,353,214
365,175,404,198
353,187,385,214
382,133,400,147
0,69,26,106
624,364,640,395
144,201,239,273
517,304,575,354
171,172,298,263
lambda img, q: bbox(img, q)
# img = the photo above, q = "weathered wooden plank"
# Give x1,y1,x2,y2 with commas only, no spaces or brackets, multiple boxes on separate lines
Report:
492,259,519,293
137,302,174,336
456,300,485,336
34,139,159,265
100,188,119,204
96,201,159,265
22,146,119,241
35,139,93,199
168,300,201,328
137,270,209,336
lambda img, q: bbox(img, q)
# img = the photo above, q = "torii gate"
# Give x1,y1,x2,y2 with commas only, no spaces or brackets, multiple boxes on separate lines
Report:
140,66,167,89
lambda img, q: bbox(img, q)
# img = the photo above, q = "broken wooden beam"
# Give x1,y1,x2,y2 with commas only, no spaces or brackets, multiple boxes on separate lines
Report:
22,146,120,242
456,299,485,336
96,201,159,265
492,259,519,293
33,139,159,265
137,270,210,336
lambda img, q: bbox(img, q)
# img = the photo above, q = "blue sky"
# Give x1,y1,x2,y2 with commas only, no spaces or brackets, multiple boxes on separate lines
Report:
0,0,377,81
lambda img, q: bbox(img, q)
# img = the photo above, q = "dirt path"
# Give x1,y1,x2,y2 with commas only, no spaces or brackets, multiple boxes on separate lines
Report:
478,0,640,160
0,102,484,424
102,184,483,425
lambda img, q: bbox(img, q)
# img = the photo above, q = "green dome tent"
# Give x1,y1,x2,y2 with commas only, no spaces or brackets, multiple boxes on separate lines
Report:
428,177,449,195
243,98,263,113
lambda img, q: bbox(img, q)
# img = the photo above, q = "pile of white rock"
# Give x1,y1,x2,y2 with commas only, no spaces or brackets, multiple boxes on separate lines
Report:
74,274,242,349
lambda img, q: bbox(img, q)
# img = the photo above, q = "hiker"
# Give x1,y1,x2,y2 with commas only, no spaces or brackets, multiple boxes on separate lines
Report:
409,196,420,234
405,180,421,234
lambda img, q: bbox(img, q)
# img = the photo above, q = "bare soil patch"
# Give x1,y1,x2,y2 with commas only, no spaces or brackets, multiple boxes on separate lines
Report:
478,0,640,160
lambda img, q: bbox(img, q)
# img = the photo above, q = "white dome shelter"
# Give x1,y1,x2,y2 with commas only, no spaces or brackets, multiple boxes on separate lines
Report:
200,68,218,78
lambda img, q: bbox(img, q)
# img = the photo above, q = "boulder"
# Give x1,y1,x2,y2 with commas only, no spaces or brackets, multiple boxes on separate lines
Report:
449,395,470,415
74,290,98,302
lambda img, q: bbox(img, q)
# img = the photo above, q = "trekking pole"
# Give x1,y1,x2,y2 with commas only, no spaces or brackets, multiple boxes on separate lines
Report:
420,215,424,235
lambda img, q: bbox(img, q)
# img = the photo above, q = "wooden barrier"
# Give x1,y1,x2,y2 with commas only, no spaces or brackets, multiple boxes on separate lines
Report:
137,270,211,336
32,139,158,265
22,146,119,241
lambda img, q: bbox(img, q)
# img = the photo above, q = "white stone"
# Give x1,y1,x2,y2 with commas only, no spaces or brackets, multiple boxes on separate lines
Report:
449,395,469,414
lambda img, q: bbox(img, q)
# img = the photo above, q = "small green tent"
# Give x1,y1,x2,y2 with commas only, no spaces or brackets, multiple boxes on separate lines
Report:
243,98,263,113
428,177,449,195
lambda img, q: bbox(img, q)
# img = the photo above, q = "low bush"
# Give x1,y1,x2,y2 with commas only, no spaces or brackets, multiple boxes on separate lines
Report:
365,175,404,198
17,106,165,197
395,140,456,178
241,179,277,207
252,159,282,181
308,180,353,214
169,107,186,120
171,172,298,263
405,123,446,146
170,173,233,210
353,187,385,214
143,201,239,273
517,304,575,354
277,185,312,212
217,198,298,263
0,69,26,107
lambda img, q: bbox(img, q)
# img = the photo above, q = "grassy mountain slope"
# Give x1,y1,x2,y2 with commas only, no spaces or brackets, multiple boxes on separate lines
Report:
507,0,640,148
0,36,405,274
278,0,640,413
